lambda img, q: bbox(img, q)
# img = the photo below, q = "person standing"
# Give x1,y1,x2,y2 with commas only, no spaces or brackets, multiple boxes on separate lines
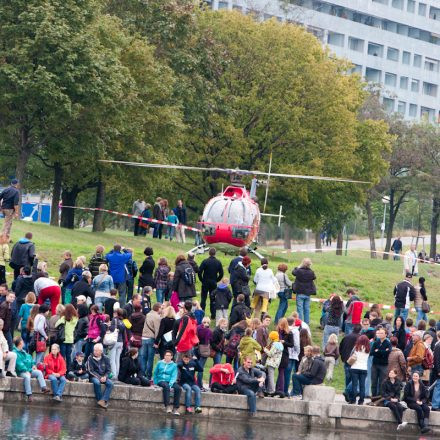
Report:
173,255,197,302
105,245,132,307
232,256,252,307
339,324,361,401
0,318,16,377
138,247,155,292
124,248,138,303
252,258,277,320
348,335,370,405
198,248,223,320
152,197,164,239
140,303,161,382
393,273,416,321
132,199,145,237
0,292,16,349
10,232,35,280
0,234,10,285
174,200,187,244
274,264,292,324
322,295,344,348
370,327,392,397
166,208,179,241
414,277,428,325
391,237,403,261
404,244,418,276
89,246,107,279
292,258,316,325
229,248,251,297
0,179,20,237
344,289,363,335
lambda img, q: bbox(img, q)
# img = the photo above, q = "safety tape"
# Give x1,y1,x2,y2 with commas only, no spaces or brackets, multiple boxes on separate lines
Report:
60,205,200,232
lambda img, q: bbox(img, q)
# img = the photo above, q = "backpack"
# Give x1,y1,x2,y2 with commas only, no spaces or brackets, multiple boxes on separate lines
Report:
56,323,65,344
182,266,196,286
224,332,241,359
422,347,434,369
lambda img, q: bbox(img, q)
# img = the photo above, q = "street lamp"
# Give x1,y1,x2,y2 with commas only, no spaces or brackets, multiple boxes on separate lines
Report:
381,195,390,250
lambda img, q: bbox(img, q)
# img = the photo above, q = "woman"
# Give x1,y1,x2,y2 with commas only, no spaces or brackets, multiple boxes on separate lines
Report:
252,258,277,320
108,308,127,378
292,258,316,324
73,305,89,358
173,255,196,301
414,277,428,325
392,316,407,352
43,343,67,402
211,318,227,365
348,334,370,404
274,264,292,324
154,257,171,304
224,320,247,372
64,258,85,304
364,304,382,320
403,371,431,434
388,336,407,383
322,295,344,349
232,256,252,307
298,328,312,363
56,304,78,370
48,304,64,347
276,317,294,395
129,304,145,349
196,317,213,389
33,304,50,363
92,264,114,312
0,234,9,285
0,318,16,377
18,292,36,351
155,306,176,359
382,369,406,431
84,305,105,360
139,203,152,236
324,333,339,382
139,247,155,291
119,347,149,386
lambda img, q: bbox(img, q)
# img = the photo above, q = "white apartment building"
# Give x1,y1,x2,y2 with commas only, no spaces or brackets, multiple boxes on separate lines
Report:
207,0,440,122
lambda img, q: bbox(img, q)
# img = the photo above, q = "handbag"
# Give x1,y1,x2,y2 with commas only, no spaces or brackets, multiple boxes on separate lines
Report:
130,333,142,348
36,337,47,353
103,328,119,346
199,343,211,358
347,350,357,366
422,301,430,313
283,274,293,300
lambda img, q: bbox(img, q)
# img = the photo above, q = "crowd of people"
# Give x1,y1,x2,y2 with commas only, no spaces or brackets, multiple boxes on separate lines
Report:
0,230,439,431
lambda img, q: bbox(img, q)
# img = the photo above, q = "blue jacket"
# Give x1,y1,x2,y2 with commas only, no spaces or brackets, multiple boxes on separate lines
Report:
65,267,83,290
105,251,132,283
177,359,203,386
153,360,178,387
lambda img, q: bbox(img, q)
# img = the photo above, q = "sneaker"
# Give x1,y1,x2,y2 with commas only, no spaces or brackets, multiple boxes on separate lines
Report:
53,396,62,402
195,407,202,414
201,387,209,392
26,395,33,402
97,400,107,409
166,406,172,414
421,427,431,434
357,401,364,405
186,407,194,414
291,395,302,400
173,409,180,416
42,388,51,394
6,371,17,377
397,422,407,431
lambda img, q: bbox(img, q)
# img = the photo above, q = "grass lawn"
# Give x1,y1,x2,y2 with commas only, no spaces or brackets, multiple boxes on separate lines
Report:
5,220,440,392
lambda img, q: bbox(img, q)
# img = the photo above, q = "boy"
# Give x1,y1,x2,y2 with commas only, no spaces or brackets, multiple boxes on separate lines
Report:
177,352,203,414
104,289,119,316
67,352,89,382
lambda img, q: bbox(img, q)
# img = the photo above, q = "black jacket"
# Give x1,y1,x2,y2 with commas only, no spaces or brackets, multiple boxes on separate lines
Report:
10,240,35,269
12,275,33,302
71,279,94,303
118,356,144,383
371,338,392,366
155,317,175,346
104,298,118,317
228,256,251,285
173,260,196,300
212,286,232,310
86,355,111,379
198,256,223,288
177,359,203,386
236,366,264,393
392,327,407,352
279,330,294,369
381,378,402,400
139,256,155,288
89,254,107,279
393,280,415,309
153,202,164,221
433,341,440,378
74,313,89,342
339,332,360,363
403,380,429,405
292,267,316,296
129,311,145,336
69,359,87,376
232,263,250,296
211,326,225,353
229,302,251,329
303,356,326,384
0,185,19,209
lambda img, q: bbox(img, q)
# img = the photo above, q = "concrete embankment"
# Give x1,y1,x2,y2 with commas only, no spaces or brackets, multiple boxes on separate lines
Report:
0,378,439,435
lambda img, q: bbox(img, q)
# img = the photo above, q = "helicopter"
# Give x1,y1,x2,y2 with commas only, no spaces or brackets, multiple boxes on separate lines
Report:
100,160,369,258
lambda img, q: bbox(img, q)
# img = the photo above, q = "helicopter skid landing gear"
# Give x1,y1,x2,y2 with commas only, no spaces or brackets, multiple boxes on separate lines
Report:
188,244,210,255
246,246,264,260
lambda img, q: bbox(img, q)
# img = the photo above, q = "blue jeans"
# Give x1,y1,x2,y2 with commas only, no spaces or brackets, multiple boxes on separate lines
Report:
241,388,257,414
60,343,73,370
432,378,440,409
344,323,353,335
35,351,45,364
365,355,372,397
140,338,156,380
90,377,113,402
284,359,298,394
415,307,427,325
126,279,134,302
94,297,108,312
349,369,367,403
21,329,31,352
156,288,165,304
275,291,289,324
394,308,409,321
114,282,127,307
322,325,339,349
182,383,201,408
48,374,67,397
344,362,352,396
291,374,312,396
296,294,310,324
197,356,208,388
20,370,46,395
157,381,181,408
226,355,239,373
213,351,222,365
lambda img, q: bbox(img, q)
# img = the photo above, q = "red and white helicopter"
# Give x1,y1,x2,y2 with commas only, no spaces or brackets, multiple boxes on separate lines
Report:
101,160,368,257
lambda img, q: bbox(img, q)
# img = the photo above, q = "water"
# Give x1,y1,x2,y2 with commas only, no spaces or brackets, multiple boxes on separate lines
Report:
0,403,412,439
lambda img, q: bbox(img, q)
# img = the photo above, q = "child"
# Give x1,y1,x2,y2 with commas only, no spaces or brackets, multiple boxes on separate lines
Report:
163,272,174,302
212,278,232,325
67,352,89,381
323,333,339,382
0,234,10,285
384,313,394,337
166,212,179,241
177,352,203,414
104,288,119,316
209,363,237,394
263,331,283,396
192,300,204,325
141,286,152,315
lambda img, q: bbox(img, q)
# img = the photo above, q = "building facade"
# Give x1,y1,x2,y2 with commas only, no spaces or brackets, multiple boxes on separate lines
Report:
207,0,440,122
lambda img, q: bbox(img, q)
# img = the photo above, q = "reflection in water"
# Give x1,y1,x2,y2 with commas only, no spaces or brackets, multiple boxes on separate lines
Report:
0,403,417,440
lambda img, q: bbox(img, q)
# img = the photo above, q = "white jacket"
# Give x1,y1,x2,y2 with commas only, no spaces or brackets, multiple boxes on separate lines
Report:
350,348,369,371
254,267,277,293
0,330,9,370
34,277,59,296
403,250,418,275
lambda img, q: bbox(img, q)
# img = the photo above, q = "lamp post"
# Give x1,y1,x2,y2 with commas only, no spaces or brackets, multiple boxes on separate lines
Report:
381,195,390,250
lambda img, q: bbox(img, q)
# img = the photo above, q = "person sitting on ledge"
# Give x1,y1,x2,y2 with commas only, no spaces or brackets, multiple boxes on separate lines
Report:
403,371,431,434
291,345,326,399
67,352,89,382
86,343,113,409
118,347,149,386
381,368,406,431
210,362,237,394
235,354,265,417
43,343,67,402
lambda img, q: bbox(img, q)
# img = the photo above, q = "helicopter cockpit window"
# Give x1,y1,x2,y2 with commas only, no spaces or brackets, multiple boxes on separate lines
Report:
203,199,227,223
227,200,245,225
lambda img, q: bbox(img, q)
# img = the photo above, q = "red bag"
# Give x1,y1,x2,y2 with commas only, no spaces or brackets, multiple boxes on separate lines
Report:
130,334,142,348
36,339,47,353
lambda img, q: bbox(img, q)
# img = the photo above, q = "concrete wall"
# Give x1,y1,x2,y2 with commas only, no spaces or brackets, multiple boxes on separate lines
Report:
0,378,439,435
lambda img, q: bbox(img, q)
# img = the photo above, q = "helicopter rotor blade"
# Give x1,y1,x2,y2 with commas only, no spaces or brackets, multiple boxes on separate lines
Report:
263,151,272,213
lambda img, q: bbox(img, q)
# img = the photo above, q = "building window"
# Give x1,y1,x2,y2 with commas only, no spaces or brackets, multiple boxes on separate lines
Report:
421,106,435,122
372,0,388,4
218,1,228,9
423,82,438,97
409,104,417,117
402,51,411,65
424,58,440,72
407,0,416,13
418,3,427,16
350,64,362,74
327,31,345,47
308,26,325,42
400,77,408,89
387,47,399,61
368,42,384,57
397,101,406,115
411,79,420,92
431,7,440,21
365,67,381,83
391,0,403,9
232,5,242,11
348,37,364,52
413,54,422,68
383,98,395,113
385,73,397,87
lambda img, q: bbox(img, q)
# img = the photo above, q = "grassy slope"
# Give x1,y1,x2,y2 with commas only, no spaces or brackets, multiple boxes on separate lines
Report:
5,220,440,391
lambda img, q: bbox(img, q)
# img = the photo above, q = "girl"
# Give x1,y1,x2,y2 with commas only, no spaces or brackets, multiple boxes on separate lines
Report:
276,317,294,395
84,305,105,360
274,264,292,324
392,316,406,352
192,300,205,325
252,258,277,320
33,304,50,363
348,334,370,405
154,257,171,304
196,317,213,390
108,308,127,379
322,295,344,349
18,292,36,351
414,277,428,324
324,333,339,382
155,306,176,359
382,369,406,431
264,331,283,396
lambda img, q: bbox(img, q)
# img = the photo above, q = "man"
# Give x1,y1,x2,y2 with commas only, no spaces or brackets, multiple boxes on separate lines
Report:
124,248,137,302
141,302,161,381
132,198,145,236
404,244,418,276
255,315,271,349
0,292,15,349
432,331,440,412
228,248,251,296
393,272,416,321
228,294,251,329
10,232,35,279
370,328,392,397
71,271,94,305
391,236,403,261
339,324,361,400
12,266,33,310
407,331,425,375
236,355,266,416
105,244,132,307
291,346,326,399
0,179,20,237
173,200,187,244
58,251,73,301
198,248,224,320
89,245,107,279
0,284,7,303
124,293,142,319
152,197,164,239
344,289,363,335
86,343,114,409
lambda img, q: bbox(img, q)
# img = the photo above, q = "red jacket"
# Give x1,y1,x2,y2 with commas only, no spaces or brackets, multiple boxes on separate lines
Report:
43,353,67,378
209,363,235,385
346,301,364,325
176,315,199,353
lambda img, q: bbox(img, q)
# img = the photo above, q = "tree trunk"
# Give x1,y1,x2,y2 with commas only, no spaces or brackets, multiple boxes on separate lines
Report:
430,196,440,259
336,229,343,256
283,224,291,250
365,199,377,259
15,146,31,215
60,187,79,229
92,179,106,232
50,163,63,226
384,189,403,260
314,230,322,253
